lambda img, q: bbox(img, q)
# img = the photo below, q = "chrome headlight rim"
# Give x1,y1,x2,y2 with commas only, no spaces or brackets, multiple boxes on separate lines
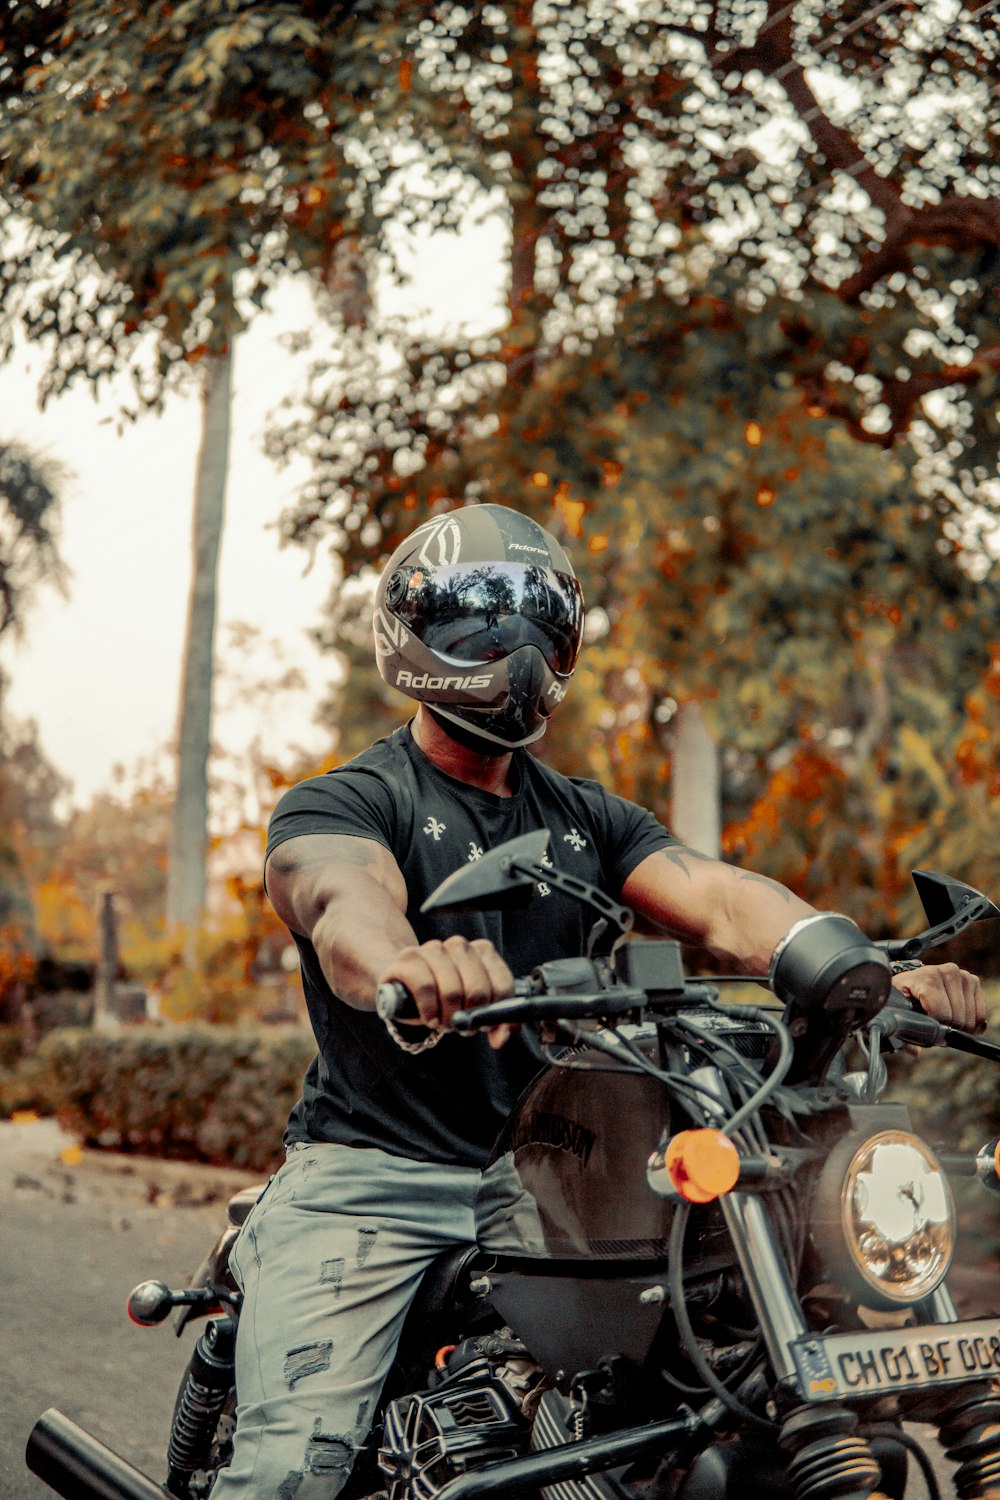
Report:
811,1128,956,1310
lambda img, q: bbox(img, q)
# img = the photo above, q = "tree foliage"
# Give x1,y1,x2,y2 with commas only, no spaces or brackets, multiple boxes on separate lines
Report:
0,439,64,1003
2,1,999,943
259,1,1000,931
0,0,387,934
0,439,64,636
0,0,413,401
265,0,1000,538
0,713,68,1008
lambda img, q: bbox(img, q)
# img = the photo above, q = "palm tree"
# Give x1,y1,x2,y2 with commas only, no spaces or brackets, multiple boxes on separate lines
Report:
0,439,65,639
165,349,233,936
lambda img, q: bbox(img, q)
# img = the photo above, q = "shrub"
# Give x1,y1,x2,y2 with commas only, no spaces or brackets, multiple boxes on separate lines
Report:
24,1025,315,1173
0,1023,24,1070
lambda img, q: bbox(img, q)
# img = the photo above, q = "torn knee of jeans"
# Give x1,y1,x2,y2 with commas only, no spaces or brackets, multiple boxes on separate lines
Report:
305,1427,355,1475
282,1339,334,1389
319,1256,345,1294
356,1226,378,1267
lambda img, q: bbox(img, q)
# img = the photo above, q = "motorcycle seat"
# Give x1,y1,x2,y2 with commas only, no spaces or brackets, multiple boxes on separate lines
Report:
227,1185,267,1226
396,1243,495,1359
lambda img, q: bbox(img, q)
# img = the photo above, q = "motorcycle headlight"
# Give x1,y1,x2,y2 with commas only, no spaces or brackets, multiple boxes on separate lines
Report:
811,1130,955,1308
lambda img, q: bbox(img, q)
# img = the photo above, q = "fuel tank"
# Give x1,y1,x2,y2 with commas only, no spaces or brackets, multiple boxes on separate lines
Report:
474,1030,734,1383
477,1030,676,1261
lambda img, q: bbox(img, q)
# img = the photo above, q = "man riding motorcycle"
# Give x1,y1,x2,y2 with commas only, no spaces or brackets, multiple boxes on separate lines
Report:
214,502,981,1499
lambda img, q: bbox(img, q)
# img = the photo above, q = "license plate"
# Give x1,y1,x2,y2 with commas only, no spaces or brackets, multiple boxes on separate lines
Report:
790,1318,1000,1402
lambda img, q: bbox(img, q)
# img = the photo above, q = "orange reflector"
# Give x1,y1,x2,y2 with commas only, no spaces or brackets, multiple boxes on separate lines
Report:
665,1129,740,1204
994,1139,1000,1181
434,1344,457,1371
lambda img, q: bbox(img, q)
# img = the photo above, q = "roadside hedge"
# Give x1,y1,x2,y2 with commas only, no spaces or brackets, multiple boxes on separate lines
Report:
8,1025,316,1172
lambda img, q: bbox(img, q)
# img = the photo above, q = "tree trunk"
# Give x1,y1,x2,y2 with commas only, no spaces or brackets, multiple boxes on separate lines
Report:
92,885,119,1033
668,700,721,858
166,349,233,936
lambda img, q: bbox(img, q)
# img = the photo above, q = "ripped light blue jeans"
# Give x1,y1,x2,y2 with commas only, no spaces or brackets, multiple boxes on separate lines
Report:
212,1141,482,1499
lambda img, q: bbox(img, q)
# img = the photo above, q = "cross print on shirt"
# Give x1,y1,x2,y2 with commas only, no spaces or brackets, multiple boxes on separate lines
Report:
563,827,587,852
467,842,484,862
423,817,446,841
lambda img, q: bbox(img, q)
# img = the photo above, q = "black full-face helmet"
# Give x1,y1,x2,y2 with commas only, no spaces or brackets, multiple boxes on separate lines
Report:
373,504,584,748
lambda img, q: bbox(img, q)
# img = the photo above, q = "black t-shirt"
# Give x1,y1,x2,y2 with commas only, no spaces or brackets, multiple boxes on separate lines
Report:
265,724,676,1167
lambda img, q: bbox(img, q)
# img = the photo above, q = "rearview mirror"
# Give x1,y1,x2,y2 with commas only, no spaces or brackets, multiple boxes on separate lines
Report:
882,870,1000,961
420,829,634,950
420,830,552,914
912,870,1000,928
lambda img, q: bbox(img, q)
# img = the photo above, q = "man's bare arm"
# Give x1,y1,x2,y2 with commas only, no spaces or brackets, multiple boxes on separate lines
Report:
622,844,984,1031
265,834,415,1010
622,844,814,976
265,833,516,1038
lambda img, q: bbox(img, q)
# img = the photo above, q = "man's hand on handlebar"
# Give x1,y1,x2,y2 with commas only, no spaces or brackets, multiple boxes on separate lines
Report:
893,961,985,1034
376,935,518,1050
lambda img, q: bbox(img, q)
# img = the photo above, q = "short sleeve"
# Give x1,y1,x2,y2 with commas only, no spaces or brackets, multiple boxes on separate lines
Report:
265,767,399,872
598,790,676,896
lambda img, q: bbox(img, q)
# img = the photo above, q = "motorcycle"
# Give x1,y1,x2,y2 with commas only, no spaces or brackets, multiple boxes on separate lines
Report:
27,829,1000,1500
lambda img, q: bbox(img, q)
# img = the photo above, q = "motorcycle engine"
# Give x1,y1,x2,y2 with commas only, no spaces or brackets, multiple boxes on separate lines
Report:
378,1334,540,1500
378,1335,635,1500
531,1387,638,1500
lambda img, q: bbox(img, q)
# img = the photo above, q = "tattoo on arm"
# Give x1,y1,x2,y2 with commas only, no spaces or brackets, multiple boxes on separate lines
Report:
658,846,794,904
659,845,715,882
736,869,795,901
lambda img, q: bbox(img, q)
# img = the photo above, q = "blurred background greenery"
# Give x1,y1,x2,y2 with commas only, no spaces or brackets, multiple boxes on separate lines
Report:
0,2,997,1150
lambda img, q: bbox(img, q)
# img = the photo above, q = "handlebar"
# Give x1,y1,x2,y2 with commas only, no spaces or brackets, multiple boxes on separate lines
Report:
378,975,1000,1064
376,963,717,1034
451,989,650,1031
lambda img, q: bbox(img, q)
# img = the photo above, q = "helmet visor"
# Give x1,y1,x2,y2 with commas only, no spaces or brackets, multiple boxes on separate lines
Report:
389,562,584,677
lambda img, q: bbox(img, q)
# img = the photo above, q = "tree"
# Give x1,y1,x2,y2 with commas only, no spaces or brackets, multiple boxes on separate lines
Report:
257,2,999,920
0,439,64,639
0,0,381,933
0,712,68,1017
268,1,1000,537
4,2,998,924
0,438,65,1010
165,351,232,930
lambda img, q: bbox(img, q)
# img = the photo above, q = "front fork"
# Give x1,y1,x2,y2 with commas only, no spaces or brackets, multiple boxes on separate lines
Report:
911,1286,1000,1500
716,1183,884,1500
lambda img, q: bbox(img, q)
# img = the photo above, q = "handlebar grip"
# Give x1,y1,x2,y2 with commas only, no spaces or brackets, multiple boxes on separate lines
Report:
378,975,541,1029
878,1002,944,1048
376,981,420,1023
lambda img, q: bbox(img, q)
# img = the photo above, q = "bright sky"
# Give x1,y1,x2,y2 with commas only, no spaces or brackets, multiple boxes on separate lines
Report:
0,214,507,812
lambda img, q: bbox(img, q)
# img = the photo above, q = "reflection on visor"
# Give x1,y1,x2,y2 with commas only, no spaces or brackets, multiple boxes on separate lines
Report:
389,562,584,676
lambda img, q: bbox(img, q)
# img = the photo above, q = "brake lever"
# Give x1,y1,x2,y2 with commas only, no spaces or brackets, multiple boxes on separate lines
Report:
452,988,647,1032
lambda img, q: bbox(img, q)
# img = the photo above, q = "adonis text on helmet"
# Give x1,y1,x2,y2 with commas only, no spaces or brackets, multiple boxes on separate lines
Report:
396,670,494,691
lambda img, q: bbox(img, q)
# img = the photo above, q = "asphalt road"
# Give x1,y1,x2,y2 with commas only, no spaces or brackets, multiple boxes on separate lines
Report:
0,1119,260,1500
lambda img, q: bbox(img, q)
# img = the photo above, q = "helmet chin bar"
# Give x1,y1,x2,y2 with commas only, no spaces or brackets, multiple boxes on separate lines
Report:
430,704,549,752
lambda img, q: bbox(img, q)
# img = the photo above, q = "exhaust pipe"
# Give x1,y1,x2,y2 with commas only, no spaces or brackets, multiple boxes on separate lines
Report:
26,1409,167,1500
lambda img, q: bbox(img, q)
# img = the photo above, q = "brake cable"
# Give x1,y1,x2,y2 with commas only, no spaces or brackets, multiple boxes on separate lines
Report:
667,1203,778,1433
